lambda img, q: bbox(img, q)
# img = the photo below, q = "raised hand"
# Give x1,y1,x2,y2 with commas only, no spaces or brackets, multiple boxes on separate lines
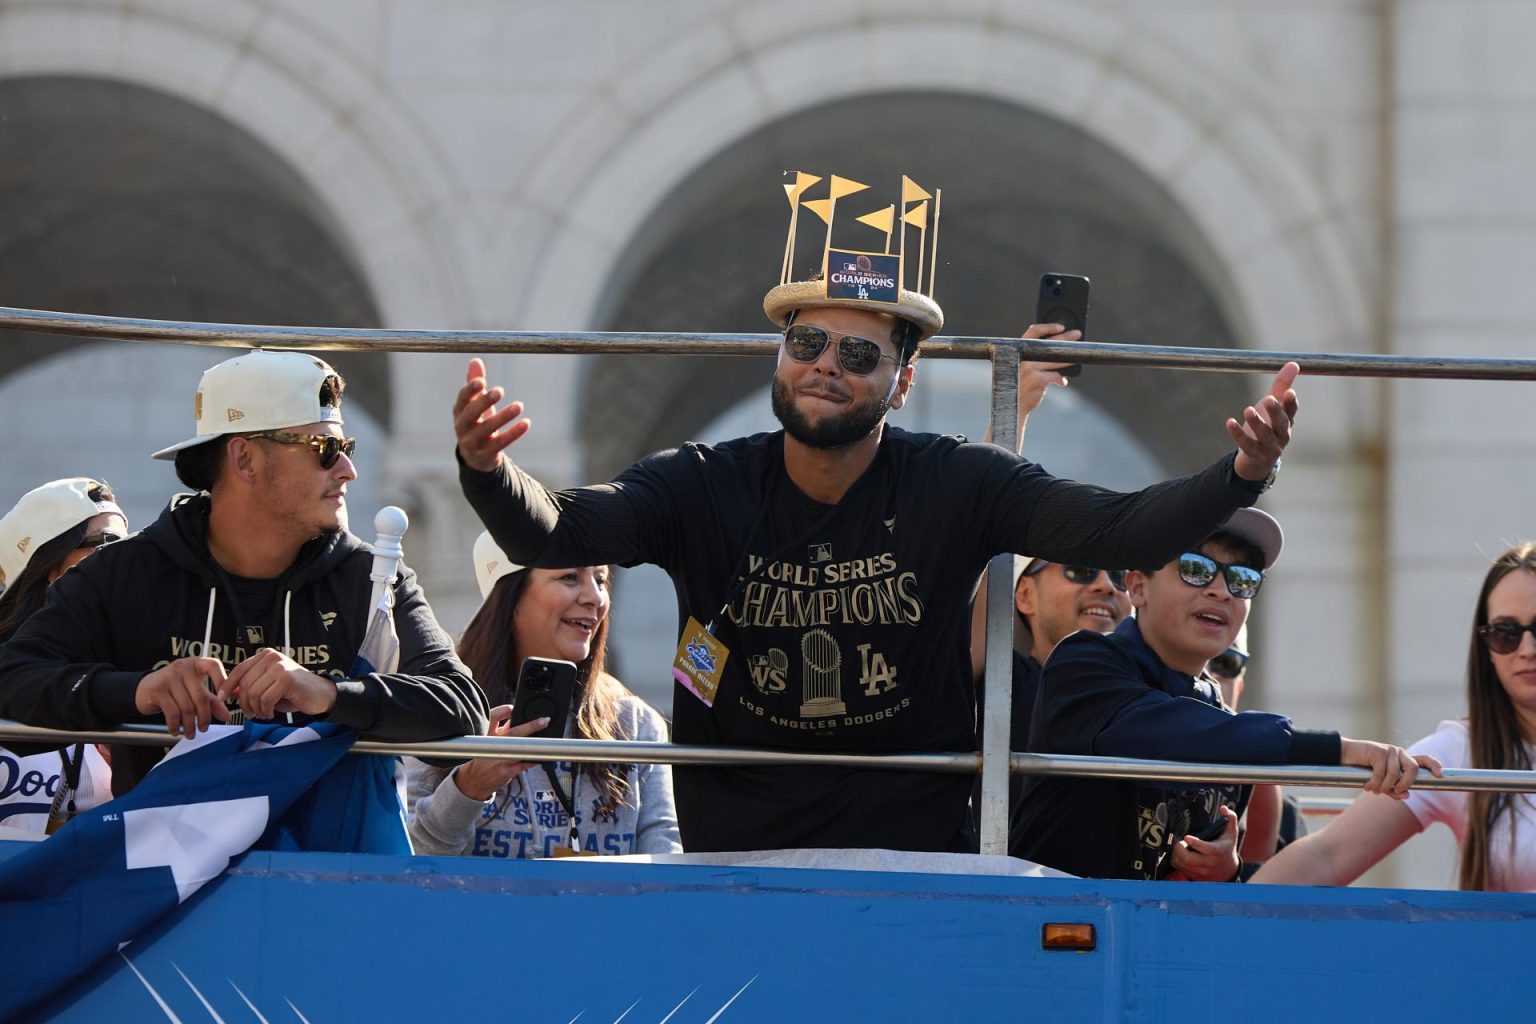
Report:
454,357,533,473
135,656,233,738
1227,361,1300,483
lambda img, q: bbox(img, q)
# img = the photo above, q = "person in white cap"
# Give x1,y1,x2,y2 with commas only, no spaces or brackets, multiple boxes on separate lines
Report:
0,349,487,795
405,532,680,859
1011,508,1442,881
0,478,124,833
452,174,1302,855
0,478,126,644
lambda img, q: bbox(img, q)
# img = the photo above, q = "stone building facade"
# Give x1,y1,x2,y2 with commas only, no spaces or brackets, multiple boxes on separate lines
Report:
1,0,1531,887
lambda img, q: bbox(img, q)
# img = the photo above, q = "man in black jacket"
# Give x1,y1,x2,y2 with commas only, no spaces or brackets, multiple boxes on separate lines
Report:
0,349,488,793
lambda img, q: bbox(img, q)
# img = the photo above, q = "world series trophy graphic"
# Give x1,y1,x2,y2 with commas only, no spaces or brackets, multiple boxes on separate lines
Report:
799,628,846,718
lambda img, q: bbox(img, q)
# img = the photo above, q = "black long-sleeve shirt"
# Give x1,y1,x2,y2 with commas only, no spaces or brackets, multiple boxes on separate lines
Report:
462,427,1262,853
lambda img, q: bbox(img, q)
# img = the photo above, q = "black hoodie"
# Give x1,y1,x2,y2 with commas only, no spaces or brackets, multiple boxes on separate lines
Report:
0,495,487,793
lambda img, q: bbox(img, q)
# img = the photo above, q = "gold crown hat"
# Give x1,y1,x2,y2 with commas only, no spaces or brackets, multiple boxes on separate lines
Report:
763,172,945,341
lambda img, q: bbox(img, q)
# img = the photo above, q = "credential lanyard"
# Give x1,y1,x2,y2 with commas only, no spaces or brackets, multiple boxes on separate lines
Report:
543,764,580,851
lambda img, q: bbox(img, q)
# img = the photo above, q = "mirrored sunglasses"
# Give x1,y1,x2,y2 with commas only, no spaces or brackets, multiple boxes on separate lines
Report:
249,430,357,470
76,531,123,552
1207,647,1251,679
1477,620,1536,655
1176,552,1264,600
783,323,900,377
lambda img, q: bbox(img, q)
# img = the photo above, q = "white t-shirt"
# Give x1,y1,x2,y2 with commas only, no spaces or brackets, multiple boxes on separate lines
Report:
0,744,112,834
1405,719,1536,892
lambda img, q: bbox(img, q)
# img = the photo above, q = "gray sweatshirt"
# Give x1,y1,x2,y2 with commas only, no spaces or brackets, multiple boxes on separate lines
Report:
406,693,681,859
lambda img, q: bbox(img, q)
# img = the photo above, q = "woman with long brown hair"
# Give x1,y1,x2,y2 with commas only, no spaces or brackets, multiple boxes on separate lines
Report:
0,478,124,833
1254,543,1536,890
406,533,679,859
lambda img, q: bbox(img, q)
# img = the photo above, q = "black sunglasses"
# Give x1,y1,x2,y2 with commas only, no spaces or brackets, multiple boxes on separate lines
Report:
1176,552,1264,600
249,430,357,470
76,531,123,552
1478,620,1536,655
1207,647,1251,679
783,323,900,377
1023,560,1127,593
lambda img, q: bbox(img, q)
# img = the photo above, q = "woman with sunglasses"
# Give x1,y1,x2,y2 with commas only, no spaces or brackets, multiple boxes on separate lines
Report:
1254,543,1536,890
1011,509,1442,882
406,533,680,860
0,478,124,833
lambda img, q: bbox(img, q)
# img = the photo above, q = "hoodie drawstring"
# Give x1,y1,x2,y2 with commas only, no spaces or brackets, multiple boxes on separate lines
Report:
282,591,295,724
201,587,217,654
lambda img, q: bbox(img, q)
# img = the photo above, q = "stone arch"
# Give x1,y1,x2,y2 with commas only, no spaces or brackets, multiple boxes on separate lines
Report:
580,89,1249,481
510,10,1366,474
0,74,390,532
0,2,468,324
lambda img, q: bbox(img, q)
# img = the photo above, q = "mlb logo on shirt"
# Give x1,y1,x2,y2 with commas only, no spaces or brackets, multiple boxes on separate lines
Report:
533,789,555,804
242,625,265,646
808,542,832,563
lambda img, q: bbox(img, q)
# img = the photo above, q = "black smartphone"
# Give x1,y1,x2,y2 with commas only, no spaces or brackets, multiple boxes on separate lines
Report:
1195,814,1230,842
509,656,577,740
1034,272,1090,378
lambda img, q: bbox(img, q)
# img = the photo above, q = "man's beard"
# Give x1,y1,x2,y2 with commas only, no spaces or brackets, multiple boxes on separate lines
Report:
771,377,890,449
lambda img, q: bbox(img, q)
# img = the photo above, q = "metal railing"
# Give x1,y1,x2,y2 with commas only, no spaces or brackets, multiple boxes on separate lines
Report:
6,304,1536,859
4,721,1535,795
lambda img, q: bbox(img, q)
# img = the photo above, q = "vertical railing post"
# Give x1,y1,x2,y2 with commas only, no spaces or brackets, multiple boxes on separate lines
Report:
978,342,1020,855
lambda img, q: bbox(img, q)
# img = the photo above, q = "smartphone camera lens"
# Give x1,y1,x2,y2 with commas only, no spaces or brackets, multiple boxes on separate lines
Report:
1051,286,1063,297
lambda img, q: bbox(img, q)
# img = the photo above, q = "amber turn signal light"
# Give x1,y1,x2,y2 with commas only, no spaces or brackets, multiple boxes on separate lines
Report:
1041,922,1096,951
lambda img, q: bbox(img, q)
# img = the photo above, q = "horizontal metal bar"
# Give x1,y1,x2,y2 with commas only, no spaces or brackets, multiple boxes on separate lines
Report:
1008,752,1536,794
3,305,1536,379
4,721,1533,794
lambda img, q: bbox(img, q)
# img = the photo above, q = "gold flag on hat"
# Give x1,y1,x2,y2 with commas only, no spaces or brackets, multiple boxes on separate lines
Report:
856,205,896,254
802,198,834,224
903,200,930,295
815,176,870,277
828,175,870,201
780,172,823,284
901,175,931,204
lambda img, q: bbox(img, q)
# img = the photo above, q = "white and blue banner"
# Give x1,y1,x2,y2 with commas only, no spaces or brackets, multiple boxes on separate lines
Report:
0,721,409,1020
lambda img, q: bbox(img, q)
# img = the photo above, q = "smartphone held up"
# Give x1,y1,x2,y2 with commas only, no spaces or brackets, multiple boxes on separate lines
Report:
510,656,577,741
1034,272,1090,378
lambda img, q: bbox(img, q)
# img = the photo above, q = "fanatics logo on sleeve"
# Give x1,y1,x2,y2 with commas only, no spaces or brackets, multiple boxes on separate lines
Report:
319,611,337,630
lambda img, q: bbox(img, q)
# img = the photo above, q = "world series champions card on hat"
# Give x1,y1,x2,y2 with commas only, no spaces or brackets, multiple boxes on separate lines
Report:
763,171,945,340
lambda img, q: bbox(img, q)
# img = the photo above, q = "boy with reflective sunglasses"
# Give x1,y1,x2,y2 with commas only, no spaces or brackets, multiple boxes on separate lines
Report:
1011,508,1441,881
0,350,487,794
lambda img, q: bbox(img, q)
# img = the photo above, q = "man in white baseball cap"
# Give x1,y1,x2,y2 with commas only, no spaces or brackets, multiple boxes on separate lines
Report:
0,349,487,795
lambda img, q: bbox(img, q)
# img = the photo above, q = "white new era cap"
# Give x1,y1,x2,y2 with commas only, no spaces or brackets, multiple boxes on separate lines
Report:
151,349,343,460
0,478,124,585
473,531,525,599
